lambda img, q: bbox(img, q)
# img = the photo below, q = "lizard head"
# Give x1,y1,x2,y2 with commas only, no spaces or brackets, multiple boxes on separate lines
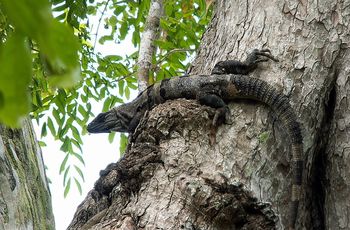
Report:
87,105,133,133
211,61,227,74
88,92,148,134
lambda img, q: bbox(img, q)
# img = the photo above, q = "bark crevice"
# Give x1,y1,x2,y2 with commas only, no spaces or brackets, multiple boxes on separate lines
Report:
309,77,337,230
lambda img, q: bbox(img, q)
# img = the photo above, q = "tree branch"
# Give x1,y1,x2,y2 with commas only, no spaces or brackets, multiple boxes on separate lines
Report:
136,0,163,92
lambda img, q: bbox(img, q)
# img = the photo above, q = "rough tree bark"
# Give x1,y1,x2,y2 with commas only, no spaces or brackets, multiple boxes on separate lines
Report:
0,119,55,229
69,0,350,229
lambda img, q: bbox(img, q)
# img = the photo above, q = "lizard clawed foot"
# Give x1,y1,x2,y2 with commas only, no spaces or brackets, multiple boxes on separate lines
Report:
212,106,230,126
211,48,278,75
248,49,279,63
209,106,231,145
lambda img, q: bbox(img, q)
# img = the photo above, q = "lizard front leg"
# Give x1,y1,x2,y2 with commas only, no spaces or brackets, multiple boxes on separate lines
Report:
211,49,279,75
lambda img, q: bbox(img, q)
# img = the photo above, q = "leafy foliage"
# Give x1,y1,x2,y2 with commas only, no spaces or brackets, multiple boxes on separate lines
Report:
0,0,213,196
0,32,31,126
0,0,80,126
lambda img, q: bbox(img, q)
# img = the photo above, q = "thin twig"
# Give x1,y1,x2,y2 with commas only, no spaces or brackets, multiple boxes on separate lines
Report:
93,0,111,51
157,48,195,64
87,59,135,85
110,70,136,83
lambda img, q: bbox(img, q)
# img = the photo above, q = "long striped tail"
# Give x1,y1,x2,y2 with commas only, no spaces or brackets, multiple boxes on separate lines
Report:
232,76,303,229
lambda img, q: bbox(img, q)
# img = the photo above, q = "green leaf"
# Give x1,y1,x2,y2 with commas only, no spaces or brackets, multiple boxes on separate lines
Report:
71,126,83,144
78,105,86,117
1,0,80,88
118,80,125,96
127,80,138,90
55,89,67,113
125,86,130,99
74,165,85,181
57,124,69,138
119,133,128,155
60,136,72,152
119,20,128,40
108,132,116,143
63,165,70,185
55,12,67,21
132,29,140,46
109,15,117,26
102,97,112,112
116,63,129,75
42,21,81,87
114,5,127,15
52,108,62,126
105,55,123,62
47,117,56,137
64,178,71,197
164,2,173,16
73,177,82,195
0,0,52,37
38,141,47,147
87,5,97,14
59,153,69,174
52,3,67,12
41,122,47,137
86,102,92,114
72,152,85,165
198,0,206,11
34,91,43,107
52,0,65,5
71,140,83,154
99,35,113,45
0,32,31,126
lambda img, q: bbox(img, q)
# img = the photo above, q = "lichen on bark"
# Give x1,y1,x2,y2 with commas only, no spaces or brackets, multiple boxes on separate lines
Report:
0,119,55,230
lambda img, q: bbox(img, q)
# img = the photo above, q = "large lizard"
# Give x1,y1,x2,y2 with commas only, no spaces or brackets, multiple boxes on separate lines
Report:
87,49,303,230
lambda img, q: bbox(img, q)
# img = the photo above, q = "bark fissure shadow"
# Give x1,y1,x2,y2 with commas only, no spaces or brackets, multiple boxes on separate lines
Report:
309,79,336,230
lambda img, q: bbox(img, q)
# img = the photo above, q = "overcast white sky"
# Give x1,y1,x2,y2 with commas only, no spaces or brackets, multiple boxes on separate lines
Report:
34,21,136,229
36,125,118,230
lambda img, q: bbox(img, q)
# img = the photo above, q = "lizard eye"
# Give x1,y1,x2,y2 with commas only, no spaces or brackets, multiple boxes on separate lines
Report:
221,68,225,71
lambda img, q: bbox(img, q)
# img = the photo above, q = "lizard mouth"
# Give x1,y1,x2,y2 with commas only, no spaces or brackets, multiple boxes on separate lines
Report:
87,111,122,133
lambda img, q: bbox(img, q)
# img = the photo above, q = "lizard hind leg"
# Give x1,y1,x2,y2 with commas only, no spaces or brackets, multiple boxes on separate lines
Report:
197,93,231,145
197,93,231,126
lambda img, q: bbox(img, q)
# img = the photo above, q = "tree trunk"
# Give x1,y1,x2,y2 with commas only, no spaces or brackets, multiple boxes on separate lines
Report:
69,0,350,229
137,0,163,92
0,119,55,230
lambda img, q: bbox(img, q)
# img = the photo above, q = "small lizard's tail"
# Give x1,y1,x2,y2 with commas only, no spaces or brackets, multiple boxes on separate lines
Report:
232,75,303,229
